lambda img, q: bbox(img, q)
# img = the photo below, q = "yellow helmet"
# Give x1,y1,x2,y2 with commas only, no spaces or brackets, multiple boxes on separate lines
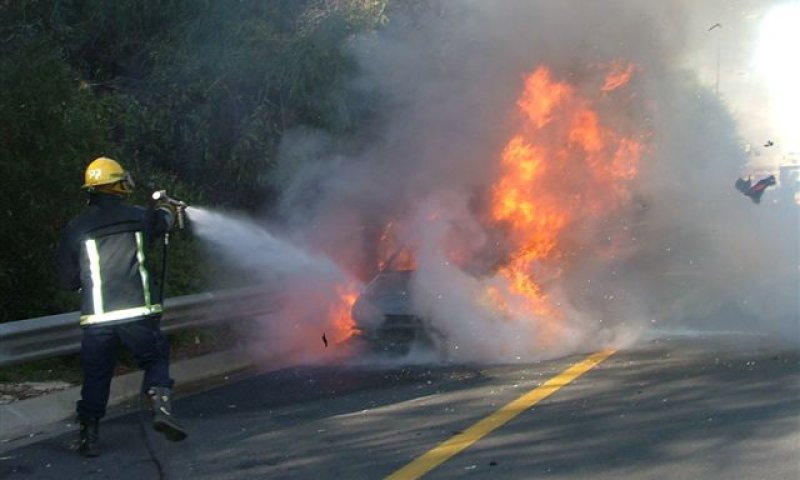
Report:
82,157,134,195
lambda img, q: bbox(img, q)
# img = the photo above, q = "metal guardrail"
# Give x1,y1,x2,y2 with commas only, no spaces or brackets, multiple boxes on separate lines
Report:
0,288,279,368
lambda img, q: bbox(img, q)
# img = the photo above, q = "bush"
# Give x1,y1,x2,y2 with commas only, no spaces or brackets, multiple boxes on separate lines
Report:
0,34,111,321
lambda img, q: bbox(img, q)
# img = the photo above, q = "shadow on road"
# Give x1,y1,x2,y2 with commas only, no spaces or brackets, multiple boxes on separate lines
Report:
1,339,798,480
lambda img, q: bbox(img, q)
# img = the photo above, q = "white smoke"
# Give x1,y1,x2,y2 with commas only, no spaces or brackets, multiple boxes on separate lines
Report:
186,206,363,364
196,0,798,366
280,0,797,356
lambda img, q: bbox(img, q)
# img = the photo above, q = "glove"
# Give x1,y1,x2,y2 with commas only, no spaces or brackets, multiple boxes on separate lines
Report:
155,201,178,230
151,190,186,230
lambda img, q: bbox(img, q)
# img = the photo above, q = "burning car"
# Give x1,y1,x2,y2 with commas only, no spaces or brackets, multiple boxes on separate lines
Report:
339,63,647,360
350,269,446,357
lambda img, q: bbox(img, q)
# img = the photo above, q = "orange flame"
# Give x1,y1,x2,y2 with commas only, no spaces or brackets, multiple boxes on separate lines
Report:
489,64,643,337
601,60,635,92
325,62,643,351
518,67,573,128
377,221,417,271
327,283,359,343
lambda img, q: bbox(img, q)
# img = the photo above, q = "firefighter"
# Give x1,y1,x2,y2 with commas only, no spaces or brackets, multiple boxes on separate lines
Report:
56,157,188,457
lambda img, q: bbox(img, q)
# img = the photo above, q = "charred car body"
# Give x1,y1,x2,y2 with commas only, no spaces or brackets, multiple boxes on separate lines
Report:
350,269,446,357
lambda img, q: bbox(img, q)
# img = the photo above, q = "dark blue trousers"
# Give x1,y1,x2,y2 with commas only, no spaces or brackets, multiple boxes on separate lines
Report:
77,316,174,419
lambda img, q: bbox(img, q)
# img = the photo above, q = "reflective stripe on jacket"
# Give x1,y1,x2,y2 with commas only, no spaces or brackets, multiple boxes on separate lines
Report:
56,193,174,326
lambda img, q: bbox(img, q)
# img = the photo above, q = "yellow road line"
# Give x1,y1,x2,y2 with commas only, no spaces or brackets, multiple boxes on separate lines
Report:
385,348,617,480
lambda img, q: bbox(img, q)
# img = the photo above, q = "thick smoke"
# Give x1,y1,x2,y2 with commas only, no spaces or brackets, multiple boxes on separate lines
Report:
197,0,797,365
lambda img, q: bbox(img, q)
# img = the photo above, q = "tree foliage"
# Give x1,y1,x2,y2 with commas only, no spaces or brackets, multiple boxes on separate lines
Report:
0,0,390,322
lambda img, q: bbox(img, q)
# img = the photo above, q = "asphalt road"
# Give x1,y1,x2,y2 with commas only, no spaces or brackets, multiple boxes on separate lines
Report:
1,332,798,479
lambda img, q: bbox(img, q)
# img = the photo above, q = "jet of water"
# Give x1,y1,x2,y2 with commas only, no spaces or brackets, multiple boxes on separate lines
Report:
185,206,341,280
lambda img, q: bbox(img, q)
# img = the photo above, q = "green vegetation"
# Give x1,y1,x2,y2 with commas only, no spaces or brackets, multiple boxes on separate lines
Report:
0,0,393,322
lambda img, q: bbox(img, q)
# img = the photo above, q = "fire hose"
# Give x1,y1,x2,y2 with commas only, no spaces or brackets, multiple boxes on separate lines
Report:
137,189,189,480
151,189,188,312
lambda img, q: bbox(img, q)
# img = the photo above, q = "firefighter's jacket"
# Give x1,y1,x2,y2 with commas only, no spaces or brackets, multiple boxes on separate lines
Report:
56,193,176,327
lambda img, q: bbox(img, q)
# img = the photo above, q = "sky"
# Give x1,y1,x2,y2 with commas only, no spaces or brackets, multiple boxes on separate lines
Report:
682,0,799,161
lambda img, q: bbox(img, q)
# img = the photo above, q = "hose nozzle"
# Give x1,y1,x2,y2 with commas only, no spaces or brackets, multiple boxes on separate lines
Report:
152,190,187,207
152,190,188,229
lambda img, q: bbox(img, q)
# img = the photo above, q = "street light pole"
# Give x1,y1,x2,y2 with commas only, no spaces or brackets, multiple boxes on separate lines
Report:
716,32,720,96
709,22,722,96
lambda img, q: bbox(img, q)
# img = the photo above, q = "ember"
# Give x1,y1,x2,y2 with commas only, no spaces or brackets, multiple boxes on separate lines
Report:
602,60,636,92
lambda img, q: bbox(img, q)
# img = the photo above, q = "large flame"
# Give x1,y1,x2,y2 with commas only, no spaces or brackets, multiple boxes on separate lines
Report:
324,62,644,353
488,64,643,341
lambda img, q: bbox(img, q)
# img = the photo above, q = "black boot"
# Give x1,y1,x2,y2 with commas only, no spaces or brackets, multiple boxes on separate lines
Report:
78,416,100,457
147,386,187,442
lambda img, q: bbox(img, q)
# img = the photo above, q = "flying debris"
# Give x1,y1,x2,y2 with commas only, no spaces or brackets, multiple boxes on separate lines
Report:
708,22,722,31
322,332,328,347
764,140,774,147
735,175,776,204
